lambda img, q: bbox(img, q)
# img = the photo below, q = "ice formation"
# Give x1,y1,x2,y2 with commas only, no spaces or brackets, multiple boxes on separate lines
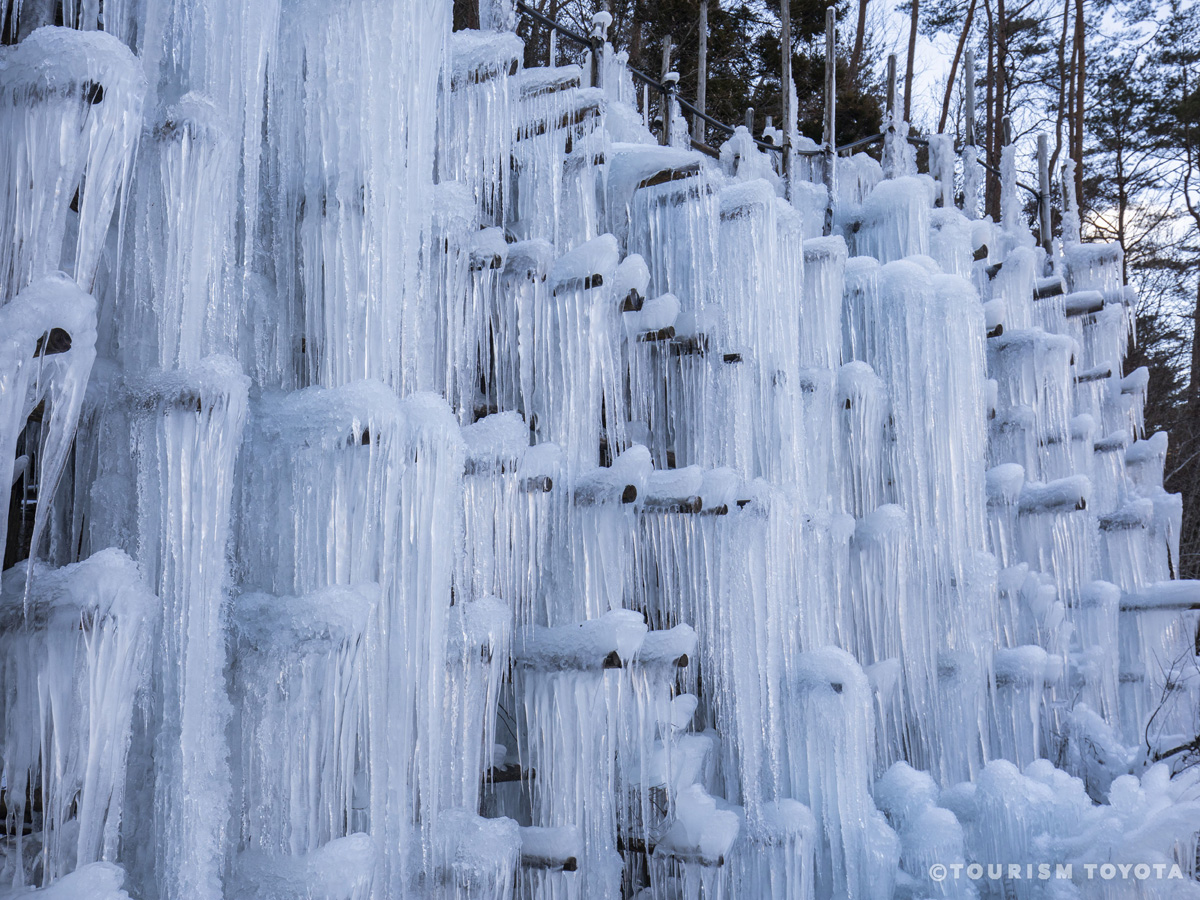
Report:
1,4,1199,900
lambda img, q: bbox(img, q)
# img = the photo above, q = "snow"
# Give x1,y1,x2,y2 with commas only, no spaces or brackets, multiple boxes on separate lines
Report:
519,825,583,868
515,609,647,671
233,834,375,900
652,785,740,865
0,862,137,900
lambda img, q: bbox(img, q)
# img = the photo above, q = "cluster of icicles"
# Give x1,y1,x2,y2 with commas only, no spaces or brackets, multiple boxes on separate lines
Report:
0,2,1198,899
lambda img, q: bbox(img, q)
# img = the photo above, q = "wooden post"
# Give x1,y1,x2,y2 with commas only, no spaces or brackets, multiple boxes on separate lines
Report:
823,8,836,235
589,9,610,89
781,0,794,188
964,49,975,145
696,0,709,143
1002,114,1013,146
660,36,674,146
1037,132,1052,257
823,10,836,147
781,0,793,137
886,54,897,121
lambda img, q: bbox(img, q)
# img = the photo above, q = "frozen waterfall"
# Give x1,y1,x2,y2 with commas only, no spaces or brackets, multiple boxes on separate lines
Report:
1,2,1199,900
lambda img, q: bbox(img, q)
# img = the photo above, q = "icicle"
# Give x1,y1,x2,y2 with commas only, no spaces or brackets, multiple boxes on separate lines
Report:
0,27,145,301
1061,159,1081,247
611,146,718,311
961,145,982,221
927,133,956,210
127,94,236,370
269,0,452,393
524,235,622,472
784,648,894,900
849,177,933,264
443,596,512,812
0,274,97,564
127,355,249,900
0,551,156,886
440,31,522,225
431,811,520,900
230,585,378,858
512,68,604,247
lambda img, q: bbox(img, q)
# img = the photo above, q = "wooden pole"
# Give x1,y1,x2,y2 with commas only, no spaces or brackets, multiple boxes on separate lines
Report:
781,0,793,137
823,8,836,235
660,36,674,146
696,0,709,142
1037,132,1052,257
904,0,919,121
781,0,794,188
823,9,836,148
589,8,610,89
964,48,975,145
886,53,897,121
825,9,835,148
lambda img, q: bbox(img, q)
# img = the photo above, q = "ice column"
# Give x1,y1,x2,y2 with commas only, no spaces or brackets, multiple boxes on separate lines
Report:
0,27,145,300
128,356,248,900
0,550,156,886
230,585,378,861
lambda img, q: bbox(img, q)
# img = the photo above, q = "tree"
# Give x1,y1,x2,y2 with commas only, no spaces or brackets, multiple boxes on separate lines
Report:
510,0,884,146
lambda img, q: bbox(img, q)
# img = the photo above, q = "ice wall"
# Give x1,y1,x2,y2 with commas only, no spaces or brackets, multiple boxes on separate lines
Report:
2,5,1199,900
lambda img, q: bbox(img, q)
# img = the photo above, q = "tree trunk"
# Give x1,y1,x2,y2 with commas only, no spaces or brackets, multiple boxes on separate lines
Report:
938,0,976,134
1072,0,1086,209
850,0,870,85
1192,279,1200,407
629,1,644,71
1049,0,1071,176
904,0,919,121
985,0,1007,218
983,0,998,217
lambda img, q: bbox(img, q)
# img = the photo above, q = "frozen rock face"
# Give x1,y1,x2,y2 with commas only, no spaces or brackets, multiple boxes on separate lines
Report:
0,5,1197,900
